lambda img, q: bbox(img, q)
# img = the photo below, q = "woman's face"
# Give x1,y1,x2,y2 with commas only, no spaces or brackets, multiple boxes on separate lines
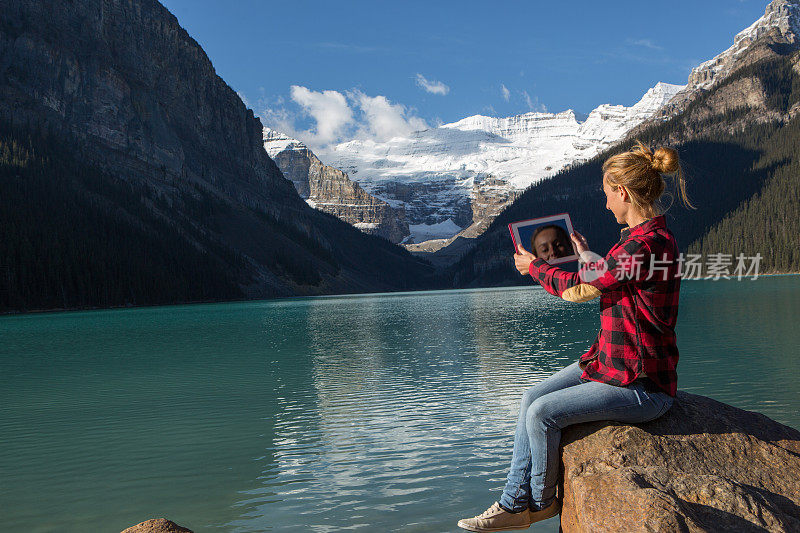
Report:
602,173,628,224
532,228,570,261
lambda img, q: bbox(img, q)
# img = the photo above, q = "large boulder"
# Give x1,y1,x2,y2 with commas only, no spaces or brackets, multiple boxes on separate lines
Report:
559,391,800,532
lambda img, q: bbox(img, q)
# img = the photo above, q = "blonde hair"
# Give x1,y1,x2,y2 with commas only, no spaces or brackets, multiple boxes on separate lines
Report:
602,140,695,218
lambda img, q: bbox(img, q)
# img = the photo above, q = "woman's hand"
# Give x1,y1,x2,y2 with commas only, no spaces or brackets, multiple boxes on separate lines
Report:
570,231,589,255
514,244,536,275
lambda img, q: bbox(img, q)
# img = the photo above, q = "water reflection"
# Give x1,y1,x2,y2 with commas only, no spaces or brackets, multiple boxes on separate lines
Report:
228,288,604,531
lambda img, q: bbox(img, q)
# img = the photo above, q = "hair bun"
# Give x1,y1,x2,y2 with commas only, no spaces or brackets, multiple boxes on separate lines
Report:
651,146,679,174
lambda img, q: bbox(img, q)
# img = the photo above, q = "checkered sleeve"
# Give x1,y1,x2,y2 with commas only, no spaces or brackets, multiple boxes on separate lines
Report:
528,237,653,302
584,237,653,292
527,258,581,298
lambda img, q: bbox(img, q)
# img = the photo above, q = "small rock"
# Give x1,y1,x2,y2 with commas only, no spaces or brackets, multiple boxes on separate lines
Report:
120,518,193,533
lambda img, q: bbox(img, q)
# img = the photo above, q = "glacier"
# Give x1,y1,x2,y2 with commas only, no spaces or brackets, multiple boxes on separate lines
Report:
308,82,684,242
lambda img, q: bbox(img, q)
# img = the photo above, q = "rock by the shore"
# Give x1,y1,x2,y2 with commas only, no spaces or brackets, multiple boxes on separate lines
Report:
120,518,193,533
559,391,800,532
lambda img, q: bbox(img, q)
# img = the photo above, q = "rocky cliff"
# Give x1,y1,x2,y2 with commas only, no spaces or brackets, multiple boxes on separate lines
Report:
0,0,434,310
264,129,409,242
404,174,521,265
559,392,800,532
640,0,800,130
469,175,522,233
0,0,298,214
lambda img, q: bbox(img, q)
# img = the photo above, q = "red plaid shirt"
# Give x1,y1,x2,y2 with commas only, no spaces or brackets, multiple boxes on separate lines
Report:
528,215,680,396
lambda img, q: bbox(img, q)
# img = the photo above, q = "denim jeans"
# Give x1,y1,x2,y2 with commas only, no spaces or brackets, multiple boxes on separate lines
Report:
499,361,674,512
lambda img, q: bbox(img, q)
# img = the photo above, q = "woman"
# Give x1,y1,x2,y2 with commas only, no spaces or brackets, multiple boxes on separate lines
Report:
457,141,695,532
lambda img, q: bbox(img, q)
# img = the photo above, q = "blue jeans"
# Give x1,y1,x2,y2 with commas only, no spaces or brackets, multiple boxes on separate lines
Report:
499,361,674,512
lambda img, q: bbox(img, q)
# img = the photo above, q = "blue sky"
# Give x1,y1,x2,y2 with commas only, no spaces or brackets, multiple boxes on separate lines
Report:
161,0,769,146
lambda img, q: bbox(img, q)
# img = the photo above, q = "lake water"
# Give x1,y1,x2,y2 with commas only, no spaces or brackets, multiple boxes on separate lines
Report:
1,276,798,532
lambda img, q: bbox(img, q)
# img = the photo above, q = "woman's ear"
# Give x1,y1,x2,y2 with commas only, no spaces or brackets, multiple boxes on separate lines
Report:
618,185,630,203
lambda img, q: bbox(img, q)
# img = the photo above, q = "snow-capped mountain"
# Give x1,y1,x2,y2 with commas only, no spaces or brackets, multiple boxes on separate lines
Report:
690,0,800,90
260,0,798,248
648,0,800,124
313,82,683,241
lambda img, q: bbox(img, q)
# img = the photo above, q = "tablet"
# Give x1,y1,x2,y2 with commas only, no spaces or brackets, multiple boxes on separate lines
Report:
508,213,578,265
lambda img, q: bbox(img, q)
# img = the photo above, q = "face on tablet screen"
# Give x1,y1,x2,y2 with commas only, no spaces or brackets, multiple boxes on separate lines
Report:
511,214,578,265
528,224,573,261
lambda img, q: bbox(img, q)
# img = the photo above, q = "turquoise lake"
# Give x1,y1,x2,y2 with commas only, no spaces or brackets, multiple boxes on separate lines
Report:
1,276,799,532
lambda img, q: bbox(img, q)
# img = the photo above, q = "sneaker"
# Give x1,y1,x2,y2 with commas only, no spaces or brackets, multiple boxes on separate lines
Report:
456,500,561,532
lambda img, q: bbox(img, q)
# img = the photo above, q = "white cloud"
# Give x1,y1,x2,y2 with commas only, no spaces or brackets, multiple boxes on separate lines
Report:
259,86,428,148
626,38,663,51
415,73,450,95
261,106,292,133
289,85,354,145
237,91,251,109
351,90,428,141
522,90,547,113
501,84,510,102
260,95,304,140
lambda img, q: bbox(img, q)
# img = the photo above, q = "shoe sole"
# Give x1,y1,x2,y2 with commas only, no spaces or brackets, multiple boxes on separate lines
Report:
456,503,560,533
456,520,534,533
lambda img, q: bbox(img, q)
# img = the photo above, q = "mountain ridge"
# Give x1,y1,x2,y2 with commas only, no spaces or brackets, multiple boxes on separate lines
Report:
643,0,800,127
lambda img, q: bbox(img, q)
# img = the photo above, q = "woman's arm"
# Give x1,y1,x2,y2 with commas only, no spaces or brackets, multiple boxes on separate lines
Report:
517,237,653,302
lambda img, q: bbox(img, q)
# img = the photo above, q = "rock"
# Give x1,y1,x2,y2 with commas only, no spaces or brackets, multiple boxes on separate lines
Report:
374,179,475,231
558,391,800,532
120,518,192,533
264,129,410,243
469,175,522,230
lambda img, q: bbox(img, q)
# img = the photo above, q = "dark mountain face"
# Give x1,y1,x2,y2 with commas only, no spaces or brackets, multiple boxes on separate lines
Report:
1,0,299,212
0,0,434,311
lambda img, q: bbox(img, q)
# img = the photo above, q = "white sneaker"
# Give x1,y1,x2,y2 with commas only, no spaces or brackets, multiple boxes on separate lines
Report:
457,501,527,532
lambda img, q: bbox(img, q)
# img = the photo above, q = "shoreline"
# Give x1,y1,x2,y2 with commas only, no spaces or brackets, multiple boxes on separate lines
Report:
2,271,798,318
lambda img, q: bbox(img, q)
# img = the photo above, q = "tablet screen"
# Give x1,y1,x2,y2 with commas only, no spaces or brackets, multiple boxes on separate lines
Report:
508,213,578,265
